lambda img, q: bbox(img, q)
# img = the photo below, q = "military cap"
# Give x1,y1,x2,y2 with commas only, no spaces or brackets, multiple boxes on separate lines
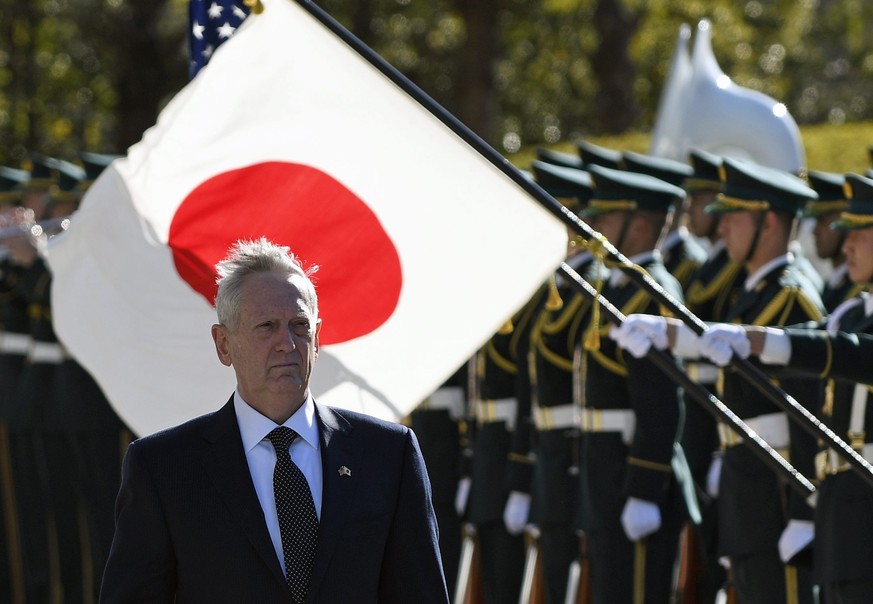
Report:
576,140,623,170
620,151,692,187
831,173,873,231
802,170,848,218
683,148,723,193
535,147,585,170
530,160,594,209
0,166,30,204
24,153,58,190
50,159,87,203
865,169,873,180
581,164,683,217
80,152,122,187
706,157,816,216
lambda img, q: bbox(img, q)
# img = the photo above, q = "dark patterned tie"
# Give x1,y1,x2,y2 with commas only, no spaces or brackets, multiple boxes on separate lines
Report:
267,427,319,602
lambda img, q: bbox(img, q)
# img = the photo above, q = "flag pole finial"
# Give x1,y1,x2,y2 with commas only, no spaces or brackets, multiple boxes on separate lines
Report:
244,0,264,15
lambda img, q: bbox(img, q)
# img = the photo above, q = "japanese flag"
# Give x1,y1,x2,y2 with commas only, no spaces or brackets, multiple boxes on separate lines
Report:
45,0,567,437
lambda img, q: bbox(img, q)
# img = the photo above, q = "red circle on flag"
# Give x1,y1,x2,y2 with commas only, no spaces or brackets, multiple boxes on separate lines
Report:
168,161,402,345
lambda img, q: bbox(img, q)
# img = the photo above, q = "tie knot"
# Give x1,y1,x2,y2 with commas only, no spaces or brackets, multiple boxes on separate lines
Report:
267,426,298,452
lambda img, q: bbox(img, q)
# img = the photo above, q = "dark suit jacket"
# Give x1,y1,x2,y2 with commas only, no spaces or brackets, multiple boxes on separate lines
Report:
100,398,449,603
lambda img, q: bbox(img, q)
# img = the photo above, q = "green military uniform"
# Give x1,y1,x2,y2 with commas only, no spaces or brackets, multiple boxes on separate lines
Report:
466,284,547,604
0,165,31,603
45,154,129,601
707,159,824,604
621,151,708,291
410,365,467,596
21,159,90,602
526,160,599,603
8,154,58,602
574,166,699,604
676,150,743,603
805,170,864,313
767,173,873,602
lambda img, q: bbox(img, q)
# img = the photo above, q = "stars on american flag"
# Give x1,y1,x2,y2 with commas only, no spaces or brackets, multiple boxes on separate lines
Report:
188,0,251,78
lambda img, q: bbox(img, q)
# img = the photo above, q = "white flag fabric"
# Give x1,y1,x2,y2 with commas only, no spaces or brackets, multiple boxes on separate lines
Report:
45,0,566,437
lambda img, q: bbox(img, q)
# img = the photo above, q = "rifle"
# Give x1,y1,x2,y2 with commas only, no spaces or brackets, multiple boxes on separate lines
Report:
674,523,700,604
518,527,545,604
0,422,25,602
563,532,591,604
454,523,483,604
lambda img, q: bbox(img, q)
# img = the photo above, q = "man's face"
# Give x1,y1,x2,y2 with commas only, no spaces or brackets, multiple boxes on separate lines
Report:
685,192,717,238
213,270,320,411
843,227,873,284
812,212,843,261
718,210,757,262
591,211,628,253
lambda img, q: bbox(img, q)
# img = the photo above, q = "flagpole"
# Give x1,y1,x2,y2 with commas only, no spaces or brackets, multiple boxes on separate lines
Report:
558,262,815,498
293,0,873,489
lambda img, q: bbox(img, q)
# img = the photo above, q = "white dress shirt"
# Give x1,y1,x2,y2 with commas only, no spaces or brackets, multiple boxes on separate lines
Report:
234,390,323,575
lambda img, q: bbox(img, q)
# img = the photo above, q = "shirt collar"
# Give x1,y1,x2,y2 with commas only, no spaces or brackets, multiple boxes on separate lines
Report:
744,253,791,292
609,249,659,288
234,390,319,454
658,227,688,254
707,238,726,261
827,262,849,289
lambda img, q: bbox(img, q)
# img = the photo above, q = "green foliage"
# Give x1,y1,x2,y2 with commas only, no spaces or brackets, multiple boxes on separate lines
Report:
2,0,873,165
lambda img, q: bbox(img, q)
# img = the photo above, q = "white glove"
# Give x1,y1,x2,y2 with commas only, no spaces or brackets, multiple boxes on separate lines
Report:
706,452,723,498
455,477,471,516
778,519,814,563
502,491,531,535
620,497,661,541
609,314,668,358
700,324,750,366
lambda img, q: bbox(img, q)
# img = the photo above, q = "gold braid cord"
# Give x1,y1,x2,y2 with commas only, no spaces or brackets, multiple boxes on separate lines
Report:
580,233,609,351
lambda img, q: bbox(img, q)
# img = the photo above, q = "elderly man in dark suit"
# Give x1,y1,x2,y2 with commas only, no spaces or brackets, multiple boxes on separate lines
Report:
100,238,449,603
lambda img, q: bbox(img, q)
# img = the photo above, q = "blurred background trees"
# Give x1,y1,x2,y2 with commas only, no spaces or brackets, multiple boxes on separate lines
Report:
1,0,872,167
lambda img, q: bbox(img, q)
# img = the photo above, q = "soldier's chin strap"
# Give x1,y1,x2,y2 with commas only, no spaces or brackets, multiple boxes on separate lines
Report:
744,210,767,265
614,211,634,256
705,214,721,242
832,232,847,264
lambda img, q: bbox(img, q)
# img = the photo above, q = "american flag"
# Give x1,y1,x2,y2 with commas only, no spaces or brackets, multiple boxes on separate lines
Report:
188,0,251,78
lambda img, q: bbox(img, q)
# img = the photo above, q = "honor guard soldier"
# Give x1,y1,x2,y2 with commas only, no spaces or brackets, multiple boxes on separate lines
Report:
576,140,623,170
0,165,31,603
526,160,599,604
410,365,467,596
805,170,862,312
614,158,825,604
464,281,548,603
5,153,59,602
693,172,873,603
675,149,743,603
536,147,586,170
575,165,699,604
21,158,91,603
49,152,130,601
621,151,707,291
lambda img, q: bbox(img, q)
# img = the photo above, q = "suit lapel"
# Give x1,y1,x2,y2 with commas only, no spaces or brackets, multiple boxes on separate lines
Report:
306,403,360,600
200,398,287,588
